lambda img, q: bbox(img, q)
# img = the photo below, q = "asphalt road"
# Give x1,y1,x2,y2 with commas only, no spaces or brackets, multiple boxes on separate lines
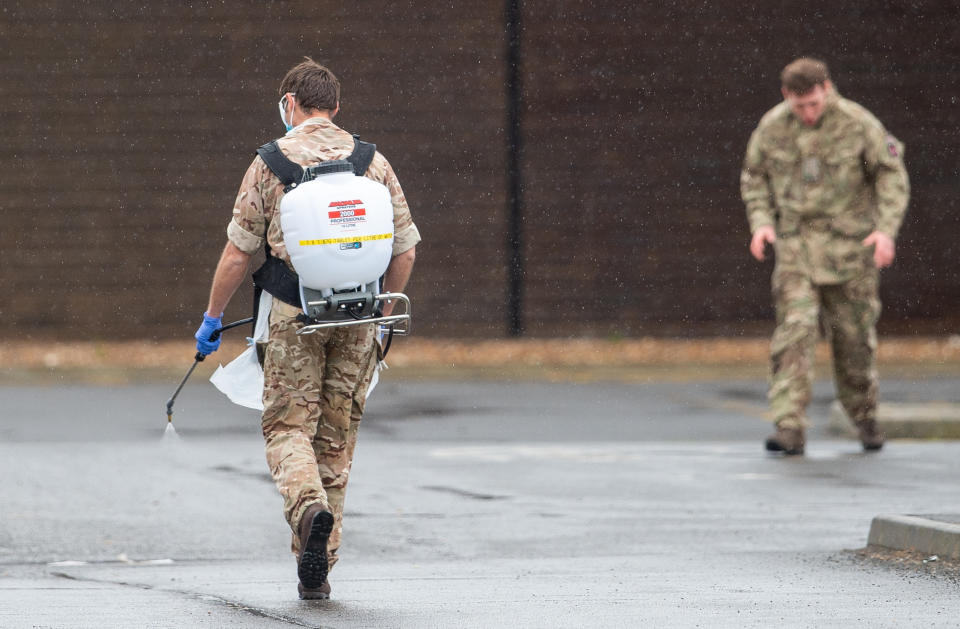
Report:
1,375,959,627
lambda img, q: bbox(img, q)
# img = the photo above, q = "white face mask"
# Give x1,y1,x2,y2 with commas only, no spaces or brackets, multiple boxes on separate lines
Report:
278,93,295,132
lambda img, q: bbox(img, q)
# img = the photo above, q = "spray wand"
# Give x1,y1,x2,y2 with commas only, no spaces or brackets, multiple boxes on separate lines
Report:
165,317,254,433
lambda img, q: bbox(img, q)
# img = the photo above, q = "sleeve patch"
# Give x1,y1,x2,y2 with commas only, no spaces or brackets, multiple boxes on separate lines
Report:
886,134,899,157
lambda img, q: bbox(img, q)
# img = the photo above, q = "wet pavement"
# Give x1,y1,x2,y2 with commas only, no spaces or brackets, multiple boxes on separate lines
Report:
1,375,959,627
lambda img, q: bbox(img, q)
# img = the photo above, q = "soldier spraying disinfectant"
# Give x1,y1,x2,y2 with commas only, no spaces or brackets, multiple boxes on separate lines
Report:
193,58,420,599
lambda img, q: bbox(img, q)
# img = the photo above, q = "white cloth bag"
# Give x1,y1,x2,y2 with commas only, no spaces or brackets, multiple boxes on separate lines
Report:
209,293,273,411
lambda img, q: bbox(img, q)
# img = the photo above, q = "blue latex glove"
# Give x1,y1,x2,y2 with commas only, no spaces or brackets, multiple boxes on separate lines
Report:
194,312,223,356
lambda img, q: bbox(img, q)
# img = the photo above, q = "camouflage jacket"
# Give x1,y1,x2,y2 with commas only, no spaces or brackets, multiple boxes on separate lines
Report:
741,91,909,283
227,117,421,265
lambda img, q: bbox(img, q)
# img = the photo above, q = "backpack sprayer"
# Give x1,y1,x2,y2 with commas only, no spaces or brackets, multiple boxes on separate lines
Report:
277,158,411,337
165,140,413,434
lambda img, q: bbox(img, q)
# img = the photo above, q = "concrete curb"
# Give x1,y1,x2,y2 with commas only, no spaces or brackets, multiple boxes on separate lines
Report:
829,401,960,439
867,514,960,560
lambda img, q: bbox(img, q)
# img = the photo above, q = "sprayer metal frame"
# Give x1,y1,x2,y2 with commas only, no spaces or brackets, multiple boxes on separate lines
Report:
296,292,411,336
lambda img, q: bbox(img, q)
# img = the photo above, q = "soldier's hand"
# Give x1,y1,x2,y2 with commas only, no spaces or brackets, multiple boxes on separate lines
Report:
749,226,777,261
194,312,223,356
863,231,896,268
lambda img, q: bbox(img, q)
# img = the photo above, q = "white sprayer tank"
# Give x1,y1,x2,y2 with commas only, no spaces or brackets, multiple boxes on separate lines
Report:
280,167,393,292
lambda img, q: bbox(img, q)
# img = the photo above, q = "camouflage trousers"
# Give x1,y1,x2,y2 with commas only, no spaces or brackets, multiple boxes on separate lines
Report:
768,268,881,431
261,299,378,569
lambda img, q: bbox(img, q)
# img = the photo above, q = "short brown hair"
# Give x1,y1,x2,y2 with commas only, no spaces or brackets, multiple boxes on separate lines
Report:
780,57,830,95
279,58,340,112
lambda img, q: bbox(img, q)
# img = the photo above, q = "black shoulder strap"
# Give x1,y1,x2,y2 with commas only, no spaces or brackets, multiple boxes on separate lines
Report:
256,141,304,191
347,134,377,177
258,137,374,183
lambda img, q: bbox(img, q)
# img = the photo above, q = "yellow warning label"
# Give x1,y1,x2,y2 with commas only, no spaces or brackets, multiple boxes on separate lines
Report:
298,232,393,246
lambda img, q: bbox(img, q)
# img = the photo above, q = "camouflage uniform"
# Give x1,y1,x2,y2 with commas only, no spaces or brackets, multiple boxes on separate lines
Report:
741,91,909,431
227,118,420,566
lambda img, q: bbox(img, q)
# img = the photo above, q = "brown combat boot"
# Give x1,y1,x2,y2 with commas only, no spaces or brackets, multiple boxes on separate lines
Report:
764,426,805,455
857,419,885,452
297,503,334,598
298,580,331,600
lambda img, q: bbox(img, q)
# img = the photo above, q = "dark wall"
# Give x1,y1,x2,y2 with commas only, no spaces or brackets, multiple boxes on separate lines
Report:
519,0,960,336
1,1,957,341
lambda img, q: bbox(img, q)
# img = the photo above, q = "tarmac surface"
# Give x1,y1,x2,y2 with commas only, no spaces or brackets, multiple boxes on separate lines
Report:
1,373,959,627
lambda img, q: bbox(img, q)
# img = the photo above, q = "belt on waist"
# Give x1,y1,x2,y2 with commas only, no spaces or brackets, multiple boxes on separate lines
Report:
799,217,832,231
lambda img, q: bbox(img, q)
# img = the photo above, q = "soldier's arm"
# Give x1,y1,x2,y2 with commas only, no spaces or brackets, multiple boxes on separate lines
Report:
206,241,253,316
378,155,420,316
380,156,421,256
206,157,267,315
740,127,776,234
863,120,910,239
381,246,416,317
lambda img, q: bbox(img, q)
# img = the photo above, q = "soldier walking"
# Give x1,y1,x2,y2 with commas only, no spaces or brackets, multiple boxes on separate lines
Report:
194,58,420,597
741,57,909,455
